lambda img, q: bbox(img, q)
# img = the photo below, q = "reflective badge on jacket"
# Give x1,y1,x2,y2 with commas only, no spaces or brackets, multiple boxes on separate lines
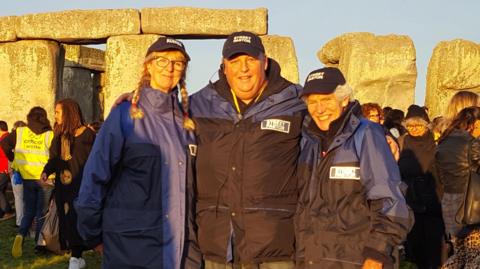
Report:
329,166,360,180
260,119,291,133
188,144,197,156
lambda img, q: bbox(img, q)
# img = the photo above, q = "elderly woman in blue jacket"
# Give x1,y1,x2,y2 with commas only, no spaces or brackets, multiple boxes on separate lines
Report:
75,37,201,269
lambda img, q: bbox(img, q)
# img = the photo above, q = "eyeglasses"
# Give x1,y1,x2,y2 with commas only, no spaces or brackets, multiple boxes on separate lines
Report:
152,56,186,71
406,124,425,129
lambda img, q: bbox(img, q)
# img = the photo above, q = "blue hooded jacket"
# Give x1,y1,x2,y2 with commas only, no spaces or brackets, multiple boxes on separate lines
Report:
75,87,199,269
296,101,413,268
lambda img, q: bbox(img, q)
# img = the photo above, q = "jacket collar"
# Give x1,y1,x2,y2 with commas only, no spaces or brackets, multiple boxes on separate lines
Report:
207,83,302,123
141,87,182,116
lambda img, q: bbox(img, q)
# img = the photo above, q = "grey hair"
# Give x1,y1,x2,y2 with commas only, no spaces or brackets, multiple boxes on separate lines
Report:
333,83,354,101
402,117,430,129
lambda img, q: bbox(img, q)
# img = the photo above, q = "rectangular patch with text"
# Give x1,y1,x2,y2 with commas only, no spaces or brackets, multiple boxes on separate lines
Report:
329,166,361,180
260,119,291,134
188,144,197,156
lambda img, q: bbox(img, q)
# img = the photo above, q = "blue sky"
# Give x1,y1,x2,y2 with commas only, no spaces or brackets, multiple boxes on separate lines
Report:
2,0,479,105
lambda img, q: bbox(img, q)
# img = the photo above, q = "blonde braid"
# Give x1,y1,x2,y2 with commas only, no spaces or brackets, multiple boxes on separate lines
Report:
130,56,154,120
180,79,195,131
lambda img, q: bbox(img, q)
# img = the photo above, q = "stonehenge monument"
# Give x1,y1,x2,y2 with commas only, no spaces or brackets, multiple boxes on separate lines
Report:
1,7,479,126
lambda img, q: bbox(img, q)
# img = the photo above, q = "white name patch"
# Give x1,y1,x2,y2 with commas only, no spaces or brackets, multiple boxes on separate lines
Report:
329,166,360,180
188,144,197,156
260,119,291,134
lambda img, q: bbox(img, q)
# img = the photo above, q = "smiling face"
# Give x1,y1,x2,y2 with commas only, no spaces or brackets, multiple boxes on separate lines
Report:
146,50,186,93
223,54,268,104
306,93,349,131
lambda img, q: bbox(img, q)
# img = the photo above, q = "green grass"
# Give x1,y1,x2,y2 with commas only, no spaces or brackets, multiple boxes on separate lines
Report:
0,218,102,269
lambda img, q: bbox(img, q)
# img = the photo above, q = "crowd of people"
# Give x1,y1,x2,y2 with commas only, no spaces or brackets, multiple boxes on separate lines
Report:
0,31,479,269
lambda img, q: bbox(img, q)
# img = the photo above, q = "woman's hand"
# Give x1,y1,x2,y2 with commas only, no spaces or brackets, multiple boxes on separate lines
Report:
40,172,54,186
94,243,104,255
362,258,383,269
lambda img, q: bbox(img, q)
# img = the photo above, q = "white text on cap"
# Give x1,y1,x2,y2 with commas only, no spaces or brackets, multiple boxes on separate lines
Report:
233,36,252,44
307,72,325,82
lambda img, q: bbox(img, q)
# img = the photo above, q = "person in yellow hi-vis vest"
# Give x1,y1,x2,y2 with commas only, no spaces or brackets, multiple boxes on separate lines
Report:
0,107,53,258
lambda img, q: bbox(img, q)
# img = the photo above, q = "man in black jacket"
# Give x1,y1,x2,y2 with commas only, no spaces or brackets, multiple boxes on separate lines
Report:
189,31,305,269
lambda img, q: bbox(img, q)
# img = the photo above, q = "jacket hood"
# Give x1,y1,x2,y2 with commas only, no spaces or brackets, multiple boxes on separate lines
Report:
28,119,52,134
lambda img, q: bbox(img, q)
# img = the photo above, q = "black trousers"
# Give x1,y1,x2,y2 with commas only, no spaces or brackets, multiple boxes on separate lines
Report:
405,213,444,269
0,172,12,216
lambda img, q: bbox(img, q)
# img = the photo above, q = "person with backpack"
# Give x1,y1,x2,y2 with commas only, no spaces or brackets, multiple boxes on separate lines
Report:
296,67,412,269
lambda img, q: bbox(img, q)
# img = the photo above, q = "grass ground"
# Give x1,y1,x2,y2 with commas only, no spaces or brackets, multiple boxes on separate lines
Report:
0,218,102,269
0,191,418,269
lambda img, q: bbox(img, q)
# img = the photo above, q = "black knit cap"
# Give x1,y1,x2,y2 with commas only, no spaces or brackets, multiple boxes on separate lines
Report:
222,31,265,59
406,104,430,122
146,37,190,61
302,67,346,96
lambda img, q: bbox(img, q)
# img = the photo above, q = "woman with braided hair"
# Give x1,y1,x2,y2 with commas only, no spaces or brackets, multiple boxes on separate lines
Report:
75,37,201,269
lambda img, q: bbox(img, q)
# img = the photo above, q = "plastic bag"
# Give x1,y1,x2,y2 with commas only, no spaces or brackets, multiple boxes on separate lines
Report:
39,198,64,254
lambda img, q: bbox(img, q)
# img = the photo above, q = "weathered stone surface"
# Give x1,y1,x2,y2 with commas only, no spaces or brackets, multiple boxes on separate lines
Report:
16,9,140,43
318,32,417,111
104,35,160,116
261,35,299,83
141,7,267,37
0,40,60,127
425,39,480,118
63,44,105,71
0,16,17,42
60,67,102,123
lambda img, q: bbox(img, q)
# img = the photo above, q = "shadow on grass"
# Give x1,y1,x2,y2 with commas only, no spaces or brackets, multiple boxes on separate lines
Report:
0,218,102,269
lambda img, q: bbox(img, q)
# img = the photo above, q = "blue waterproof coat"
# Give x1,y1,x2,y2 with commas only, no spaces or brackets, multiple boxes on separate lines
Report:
296,101,413,268
75,88,200,269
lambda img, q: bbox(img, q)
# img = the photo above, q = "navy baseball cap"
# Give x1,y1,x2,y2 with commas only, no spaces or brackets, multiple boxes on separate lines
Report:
302,67,346,96
222,31,265,59
146,37,190,61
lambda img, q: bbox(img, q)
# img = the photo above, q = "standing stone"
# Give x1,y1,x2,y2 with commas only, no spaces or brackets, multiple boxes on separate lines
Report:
60,67,102,123
141,7,267,37
318,32,417,111
260,35,299,83
63,44,105,71
16,9,140,43
425,39,480,118
0,16,17,42
0,40,60,127
60,45,105,123
103,35,160,116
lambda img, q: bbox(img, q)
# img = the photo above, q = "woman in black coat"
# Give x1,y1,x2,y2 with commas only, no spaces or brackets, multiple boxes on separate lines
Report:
41,99,95,269
398,105,444,269
436,106,480,268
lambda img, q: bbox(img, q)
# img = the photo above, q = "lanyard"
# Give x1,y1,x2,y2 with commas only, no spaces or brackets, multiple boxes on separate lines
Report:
230,83,267,114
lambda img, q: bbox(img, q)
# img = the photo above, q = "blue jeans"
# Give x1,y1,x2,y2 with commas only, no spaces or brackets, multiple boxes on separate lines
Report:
19,180,52,244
